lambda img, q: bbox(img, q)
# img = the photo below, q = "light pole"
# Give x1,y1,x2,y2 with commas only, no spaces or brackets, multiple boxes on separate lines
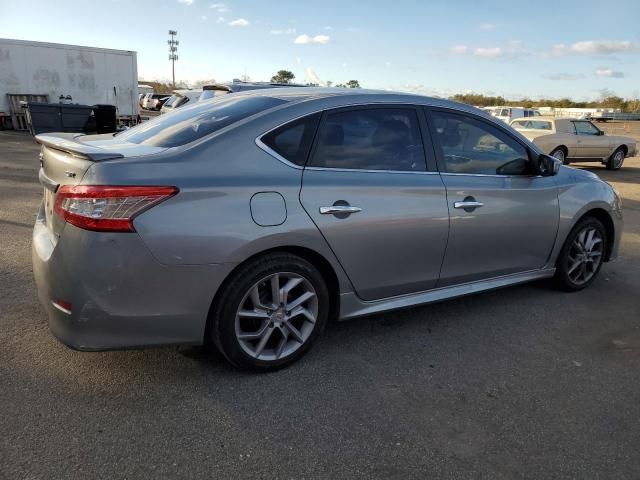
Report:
168,30,179,87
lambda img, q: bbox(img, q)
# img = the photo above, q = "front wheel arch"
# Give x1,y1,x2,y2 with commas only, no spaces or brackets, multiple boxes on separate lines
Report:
570,209,615,262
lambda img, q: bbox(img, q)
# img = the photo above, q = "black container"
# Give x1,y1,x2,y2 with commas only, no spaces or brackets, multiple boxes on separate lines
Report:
93,104,117,134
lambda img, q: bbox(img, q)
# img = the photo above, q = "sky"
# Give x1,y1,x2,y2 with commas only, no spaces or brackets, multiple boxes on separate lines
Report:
1,0,640,100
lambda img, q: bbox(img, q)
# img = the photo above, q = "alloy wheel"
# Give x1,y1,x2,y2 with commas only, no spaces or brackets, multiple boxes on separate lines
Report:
235,272,318,361
613,150,624,169
567,227,603,286
551,148,565,163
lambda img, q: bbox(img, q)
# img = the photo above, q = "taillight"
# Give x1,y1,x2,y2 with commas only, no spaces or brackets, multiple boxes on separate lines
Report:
54,185,178,232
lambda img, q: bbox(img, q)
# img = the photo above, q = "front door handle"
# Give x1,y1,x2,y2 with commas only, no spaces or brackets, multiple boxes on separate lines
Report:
453,201,484,209
453,196,483,212
319,205,362,215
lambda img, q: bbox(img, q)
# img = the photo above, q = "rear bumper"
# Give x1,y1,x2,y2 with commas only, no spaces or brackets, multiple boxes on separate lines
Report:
32,209,235,351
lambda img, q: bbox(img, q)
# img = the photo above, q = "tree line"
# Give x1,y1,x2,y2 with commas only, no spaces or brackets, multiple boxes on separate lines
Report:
451,93,640,112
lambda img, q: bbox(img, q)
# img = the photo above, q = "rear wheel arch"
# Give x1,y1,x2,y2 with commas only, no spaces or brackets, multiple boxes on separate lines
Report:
205,245,340,343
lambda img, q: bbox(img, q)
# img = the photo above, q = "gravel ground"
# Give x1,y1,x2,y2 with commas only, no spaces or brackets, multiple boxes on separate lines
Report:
1,128,639,479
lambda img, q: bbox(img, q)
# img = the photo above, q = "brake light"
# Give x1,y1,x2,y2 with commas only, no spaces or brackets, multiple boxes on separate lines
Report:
54,185,178,232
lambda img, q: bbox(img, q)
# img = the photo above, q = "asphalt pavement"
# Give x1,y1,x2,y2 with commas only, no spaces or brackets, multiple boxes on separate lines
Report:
1,129,639,479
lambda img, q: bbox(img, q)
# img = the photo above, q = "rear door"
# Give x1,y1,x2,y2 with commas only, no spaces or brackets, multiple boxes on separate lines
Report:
426,108,559,286
300,105,449,301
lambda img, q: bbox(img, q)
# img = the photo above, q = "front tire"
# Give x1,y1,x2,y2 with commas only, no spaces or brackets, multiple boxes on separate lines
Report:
554,217,607,292
210,253,329,372
606,147,625,170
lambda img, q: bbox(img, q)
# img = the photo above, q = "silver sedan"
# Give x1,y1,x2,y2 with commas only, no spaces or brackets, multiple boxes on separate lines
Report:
32,89,623,371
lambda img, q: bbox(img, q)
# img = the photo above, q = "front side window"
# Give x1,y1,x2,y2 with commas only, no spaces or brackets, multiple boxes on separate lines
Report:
573,121,600,136
117,95,287,147
261,113,321,166
309,108,426,171
431,110,530,175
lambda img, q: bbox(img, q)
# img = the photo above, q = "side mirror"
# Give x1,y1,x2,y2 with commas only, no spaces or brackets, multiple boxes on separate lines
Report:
538,154,562,176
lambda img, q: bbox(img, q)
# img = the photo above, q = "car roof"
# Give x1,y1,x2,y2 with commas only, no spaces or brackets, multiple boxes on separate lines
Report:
218,87,478,111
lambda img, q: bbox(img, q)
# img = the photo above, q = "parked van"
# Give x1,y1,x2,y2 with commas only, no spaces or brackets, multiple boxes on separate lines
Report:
487,106,540,123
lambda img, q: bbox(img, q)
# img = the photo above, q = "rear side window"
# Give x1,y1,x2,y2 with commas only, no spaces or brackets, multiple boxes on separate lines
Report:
261,113,320,166
309,108,427,171
118,96,287,147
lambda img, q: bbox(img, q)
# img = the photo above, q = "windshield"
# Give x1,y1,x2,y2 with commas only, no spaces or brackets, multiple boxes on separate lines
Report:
117,95,287,147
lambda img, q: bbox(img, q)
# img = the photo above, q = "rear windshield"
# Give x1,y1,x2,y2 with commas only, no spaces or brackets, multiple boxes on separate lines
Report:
512,120,552,130
118,95,287,147
199,89,230,102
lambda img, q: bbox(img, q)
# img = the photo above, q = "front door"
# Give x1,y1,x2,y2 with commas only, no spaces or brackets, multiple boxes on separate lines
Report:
573,120,608,157
427,108,560,286
300,106,449,301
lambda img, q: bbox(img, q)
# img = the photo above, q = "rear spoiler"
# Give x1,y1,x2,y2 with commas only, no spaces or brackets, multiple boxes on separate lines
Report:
35,133,124,161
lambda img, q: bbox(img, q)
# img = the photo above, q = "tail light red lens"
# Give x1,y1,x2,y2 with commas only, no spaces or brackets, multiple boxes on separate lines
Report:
54,185,178,232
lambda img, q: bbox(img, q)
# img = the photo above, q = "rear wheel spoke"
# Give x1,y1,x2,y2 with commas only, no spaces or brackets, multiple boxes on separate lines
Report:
289,306,316,324
287,291,315,311
254,327,274,357
270,275,280,307
238,321,270,340
284,321,305,344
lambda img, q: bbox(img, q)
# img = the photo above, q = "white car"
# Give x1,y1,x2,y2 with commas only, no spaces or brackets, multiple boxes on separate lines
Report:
487,106,540,123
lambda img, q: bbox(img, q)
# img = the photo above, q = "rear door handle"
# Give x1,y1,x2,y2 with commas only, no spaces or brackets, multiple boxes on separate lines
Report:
319,205,362,215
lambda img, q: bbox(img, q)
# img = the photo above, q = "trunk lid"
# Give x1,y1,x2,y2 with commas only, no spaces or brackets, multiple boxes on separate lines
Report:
35,132,165,237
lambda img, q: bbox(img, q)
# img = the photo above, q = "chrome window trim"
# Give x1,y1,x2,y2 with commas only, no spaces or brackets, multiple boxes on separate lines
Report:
254,100,485,172
255,137,304,170
305,166,439,175
440,172,543,179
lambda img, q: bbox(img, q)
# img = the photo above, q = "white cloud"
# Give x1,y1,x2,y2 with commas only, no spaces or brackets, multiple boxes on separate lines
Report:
209,2,227,12
270,28,297,35
216,16,225,23
474,47,502,58
229,18,249,27
178,0,193,5
450,42,529,59
450,45,469,55
295,57,302,65
551,40,640,56
294,34,330,45
305,67,323,85
543,72,586,81
324,26,333,30
200,15,207,20
480,23,495,31
595,68,625,78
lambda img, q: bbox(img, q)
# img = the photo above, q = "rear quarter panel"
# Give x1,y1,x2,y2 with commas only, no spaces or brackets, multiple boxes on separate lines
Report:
82,114,355,293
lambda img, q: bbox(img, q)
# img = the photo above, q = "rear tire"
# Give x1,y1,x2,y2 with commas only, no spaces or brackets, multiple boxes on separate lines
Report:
554,217,607,292
209,253,329,372
606,147,625,170
550,147,569,165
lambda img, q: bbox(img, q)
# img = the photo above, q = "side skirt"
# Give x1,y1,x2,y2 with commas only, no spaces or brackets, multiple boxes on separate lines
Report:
338,268,556,320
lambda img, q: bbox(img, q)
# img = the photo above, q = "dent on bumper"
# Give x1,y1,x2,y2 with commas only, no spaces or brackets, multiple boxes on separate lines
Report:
33,220,236,350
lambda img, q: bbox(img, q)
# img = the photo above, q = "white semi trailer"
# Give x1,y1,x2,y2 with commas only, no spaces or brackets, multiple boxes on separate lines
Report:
0,38,139,127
